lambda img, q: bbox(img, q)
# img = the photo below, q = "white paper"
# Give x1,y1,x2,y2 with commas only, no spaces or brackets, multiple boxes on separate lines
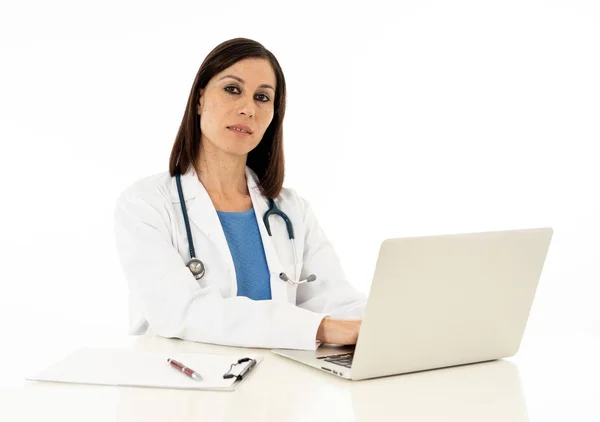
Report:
26,348,262,391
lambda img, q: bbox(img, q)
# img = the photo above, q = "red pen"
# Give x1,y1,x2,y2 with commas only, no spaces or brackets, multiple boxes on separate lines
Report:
167,358,203,381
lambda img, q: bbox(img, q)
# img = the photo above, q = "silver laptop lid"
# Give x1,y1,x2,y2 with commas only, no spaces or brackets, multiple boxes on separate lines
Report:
351,227,553,380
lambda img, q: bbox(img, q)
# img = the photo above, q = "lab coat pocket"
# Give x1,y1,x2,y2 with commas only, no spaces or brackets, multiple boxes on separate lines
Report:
269,272,297,305
286,276,299,304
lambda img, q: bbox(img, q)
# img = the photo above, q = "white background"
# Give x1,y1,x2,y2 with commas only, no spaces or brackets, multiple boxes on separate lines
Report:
1,0,598,419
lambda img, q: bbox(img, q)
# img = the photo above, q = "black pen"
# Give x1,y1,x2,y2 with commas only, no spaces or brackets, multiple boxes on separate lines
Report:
237,359,257,379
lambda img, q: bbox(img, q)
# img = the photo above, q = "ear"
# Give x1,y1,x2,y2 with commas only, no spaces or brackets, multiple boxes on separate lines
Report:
197,88,205,115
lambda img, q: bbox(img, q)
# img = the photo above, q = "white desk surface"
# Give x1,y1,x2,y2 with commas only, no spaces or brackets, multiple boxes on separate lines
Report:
2,333,599,422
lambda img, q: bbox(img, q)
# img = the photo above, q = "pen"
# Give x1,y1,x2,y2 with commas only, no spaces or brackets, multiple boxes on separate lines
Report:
167,358,203,381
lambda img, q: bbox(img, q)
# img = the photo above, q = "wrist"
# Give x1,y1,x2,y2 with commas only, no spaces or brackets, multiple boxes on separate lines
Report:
316,316,331,342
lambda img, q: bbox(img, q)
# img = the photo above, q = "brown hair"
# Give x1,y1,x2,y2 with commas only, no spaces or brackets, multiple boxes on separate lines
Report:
168,38,287,198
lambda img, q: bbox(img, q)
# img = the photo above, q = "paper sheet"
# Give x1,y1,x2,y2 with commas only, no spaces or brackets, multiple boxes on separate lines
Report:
26,348,262,391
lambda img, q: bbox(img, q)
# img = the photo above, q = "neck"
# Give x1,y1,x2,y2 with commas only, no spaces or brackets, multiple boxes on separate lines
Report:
195,141,249,198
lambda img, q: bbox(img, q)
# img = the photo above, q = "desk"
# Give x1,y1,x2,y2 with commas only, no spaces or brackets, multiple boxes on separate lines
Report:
3,333,599,421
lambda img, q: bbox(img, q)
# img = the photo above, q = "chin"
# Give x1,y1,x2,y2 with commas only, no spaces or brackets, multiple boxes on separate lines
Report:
225,140,260,156
224,145,256,157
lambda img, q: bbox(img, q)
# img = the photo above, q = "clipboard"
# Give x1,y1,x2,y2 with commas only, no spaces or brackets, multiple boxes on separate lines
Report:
26,348,263,391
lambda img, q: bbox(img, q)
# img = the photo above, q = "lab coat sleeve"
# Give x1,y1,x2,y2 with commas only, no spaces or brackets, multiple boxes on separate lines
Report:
113,188,327,350
293,193,367,319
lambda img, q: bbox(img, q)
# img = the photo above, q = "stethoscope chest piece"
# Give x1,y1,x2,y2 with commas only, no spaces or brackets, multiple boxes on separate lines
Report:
187,258,205,280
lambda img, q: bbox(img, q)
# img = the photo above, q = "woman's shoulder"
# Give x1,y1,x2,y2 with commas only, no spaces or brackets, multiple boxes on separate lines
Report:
116,170,174,207
278,185,312,216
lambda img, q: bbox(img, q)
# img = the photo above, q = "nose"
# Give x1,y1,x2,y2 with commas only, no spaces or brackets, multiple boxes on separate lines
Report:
238,94,255,117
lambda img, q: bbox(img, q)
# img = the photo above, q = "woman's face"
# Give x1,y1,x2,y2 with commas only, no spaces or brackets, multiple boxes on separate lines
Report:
198,58,277,157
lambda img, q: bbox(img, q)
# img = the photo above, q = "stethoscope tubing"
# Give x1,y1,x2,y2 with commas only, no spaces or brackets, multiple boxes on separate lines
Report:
175,170,197,260
175,171,315,285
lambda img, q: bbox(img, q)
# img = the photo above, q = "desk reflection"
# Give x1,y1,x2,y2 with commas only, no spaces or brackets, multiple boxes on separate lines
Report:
349,359,528,422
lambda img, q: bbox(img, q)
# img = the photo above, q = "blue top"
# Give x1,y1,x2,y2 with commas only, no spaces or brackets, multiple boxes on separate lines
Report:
217,208,272,300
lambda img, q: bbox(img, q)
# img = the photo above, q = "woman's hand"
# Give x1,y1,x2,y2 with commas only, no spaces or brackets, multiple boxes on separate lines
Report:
316,317,362,345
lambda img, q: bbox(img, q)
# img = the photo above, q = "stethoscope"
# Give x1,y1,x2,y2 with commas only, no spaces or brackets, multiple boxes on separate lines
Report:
175,171,317,286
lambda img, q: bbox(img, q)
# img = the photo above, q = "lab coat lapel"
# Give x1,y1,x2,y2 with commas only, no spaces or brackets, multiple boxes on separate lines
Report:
245,167,288,303
171,166,237,292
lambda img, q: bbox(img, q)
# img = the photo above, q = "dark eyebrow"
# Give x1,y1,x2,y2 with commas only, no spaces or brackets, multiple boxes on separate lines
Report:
218,75,275,92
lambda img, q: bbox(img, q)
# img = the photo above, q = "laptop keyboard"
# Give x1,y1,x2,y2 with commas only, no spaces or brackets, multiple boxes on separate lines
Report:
317,352,354,368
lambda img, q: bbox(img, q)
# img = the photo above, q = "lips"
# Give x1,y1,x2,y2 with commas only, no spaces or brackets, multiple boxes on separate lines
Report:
227,124,253,134
227,127,252,137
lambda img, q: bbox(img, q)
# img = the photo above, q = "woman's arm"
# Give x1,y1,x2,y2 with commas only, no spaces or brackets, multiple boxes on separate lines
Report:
114,188,327,350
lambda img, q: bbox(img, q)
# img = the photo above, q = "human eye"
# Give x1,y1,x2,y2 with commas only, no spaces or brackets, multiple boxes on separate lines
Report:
224,85,270,103
256,93,271,102
224,85,240,94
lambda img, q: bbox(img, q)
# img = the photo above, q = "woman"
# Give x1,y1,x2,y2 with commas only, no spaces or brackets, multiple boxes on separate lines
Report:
114,38,365,350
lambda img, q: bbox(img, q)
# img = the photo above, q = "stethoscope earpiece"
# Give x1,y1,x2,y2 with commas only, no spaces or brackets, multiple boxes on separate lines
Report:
279,272,317,285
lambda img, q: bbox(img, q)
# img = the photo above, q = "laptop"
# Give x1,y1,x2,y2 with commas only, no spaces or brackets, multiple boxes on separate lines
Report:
272,227,553,380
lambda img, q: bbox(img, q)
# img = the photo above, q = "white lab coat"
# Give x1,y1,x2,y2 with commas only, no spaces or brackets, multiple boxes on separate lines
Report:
113,165,366,350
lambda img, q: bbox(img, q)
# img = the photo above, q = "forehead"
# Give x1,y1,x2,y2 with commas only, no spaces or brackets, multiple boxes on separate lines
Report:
214,58,276,88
